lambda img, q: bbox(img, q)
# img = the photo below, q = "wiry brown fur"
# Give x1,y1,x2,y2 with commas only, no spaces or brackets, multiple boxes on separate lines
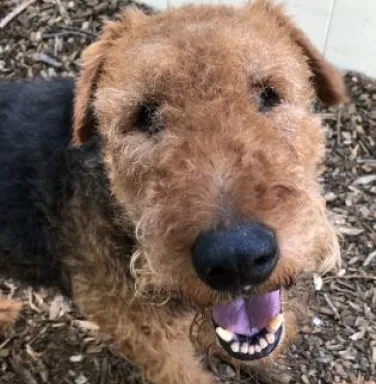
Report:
6,1,347,383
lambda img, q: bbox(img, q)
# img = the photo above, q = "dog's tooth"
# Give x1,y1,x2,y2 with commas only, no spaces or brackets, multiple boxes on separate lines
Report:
230,342,240,353
259,338,268,350
255,344,261,353
240,343,248,354
266,314,284,333
248,345,255,355
215,327,234,343
266,333,276,344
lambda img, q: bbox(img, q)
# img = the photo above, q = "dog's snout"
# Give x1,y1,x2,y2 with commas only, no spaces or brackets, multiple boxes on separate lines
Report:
191,223,279,292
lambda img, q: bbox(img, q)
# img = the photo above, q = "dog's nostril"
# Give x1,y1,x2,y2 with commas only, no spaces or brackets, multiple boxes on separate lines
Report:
253,254,271,266
207,266,231,281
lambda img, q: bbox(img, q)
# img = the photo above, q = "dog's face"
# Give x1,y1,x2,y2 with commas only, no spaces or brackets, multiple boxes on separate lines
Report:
72,1,346,363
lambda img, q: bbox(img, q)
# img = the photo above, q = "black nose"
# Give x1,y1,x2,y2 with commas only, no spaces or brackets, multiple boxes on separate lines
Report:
191,223,279,292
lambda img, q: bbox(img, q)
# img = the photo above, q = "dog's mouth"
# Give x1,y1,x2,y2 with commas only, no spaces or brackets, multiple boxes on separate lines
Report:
212,289,283,361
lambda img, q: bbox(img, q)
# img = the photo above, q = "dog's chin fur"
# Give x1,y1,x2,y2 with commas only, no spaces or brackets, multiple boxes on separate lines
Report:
0,2,346,383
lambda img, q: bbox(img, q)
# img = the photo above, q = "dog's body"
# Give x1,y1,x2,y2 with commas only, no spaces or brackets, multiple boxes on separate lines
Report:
0,79,134,299
0,78,208,382
0,79,74,289
0,2,348,383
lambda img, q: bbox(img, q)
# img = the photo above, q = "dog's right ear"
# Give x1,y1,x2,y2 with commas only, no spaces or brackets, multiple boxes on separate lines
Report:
72,38,107,146
72,8,147,146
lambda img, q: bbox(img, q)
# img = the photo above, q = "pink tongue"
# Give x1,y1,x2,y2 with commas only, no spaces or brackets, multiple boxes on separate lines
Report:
212,290,281,337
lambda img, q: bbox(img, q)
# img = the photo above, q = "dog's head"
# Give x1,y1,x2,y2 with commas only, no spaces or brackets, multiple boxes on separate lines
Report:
72,0,346,363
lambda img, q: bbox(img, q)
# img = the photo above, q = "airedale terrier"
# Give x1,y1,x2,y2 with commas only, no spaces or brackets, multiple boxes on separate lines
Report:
0,1,347,382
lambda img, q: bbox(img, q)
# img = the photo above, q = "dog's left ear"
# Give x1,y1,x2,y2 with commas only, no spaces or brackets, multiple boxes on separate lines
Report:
257,1,348,106
72,8,147,145
286,21,349,106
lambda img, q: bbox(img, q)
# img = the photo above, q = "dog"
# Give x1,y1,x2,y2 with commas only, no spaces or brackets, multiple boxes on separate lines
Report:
0,1,347,382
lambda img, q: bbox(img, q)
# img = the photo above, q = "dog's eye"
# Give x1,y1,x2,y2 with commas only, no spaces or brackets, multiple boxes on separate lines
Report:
134,102,163,135
257,86,281,112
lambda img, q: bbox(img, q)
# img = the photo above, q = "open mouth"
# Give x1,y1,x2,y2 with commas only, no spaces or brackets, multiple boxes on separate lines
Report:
212,289,283,361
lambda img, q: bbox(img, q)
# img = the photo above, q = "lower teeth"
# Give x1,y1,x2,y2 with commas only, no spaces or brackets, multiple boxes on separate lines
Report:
259,338,268,349
266,333,275,344
215,313,284,355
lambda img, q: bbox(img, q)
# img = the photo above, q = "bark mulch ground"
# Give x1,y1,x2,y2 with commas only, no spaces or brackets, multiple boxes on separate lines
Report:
0,1,375,383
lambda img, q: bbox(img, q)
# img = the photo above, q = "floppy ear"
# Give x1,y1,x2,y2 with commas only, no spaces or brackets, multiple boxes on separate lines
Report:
261,1,348,106
72,39,107,145
72,8,146,145
286,22,348,106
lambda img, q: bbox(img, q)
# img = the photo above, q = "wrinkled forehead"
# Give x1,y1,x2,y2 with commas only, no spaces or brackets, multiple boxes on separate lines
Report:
101,19,311,103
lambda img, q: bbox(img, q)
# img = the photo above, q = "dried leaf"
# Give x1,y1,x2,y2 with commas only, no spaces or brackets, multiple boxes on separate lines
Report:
353,175,376,185
313,273,323,291
49,295,70,320
73,320,99,331
69,354,84,363
349,329,366,340
337,226,364,236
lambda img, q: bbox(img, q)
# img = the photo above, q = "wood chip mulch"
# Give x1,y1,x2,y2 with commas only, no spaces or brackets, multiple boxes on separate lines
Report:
0,1,375,383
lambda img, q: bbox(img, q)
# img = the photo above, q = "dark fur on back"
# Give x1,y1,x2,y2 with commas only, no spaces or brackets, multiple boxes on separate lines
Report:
0,79,131,292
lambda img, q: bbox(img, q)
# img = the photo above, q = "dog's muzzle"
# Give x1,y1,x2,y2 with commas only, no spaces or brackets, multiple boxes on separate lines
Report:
191,222,283,360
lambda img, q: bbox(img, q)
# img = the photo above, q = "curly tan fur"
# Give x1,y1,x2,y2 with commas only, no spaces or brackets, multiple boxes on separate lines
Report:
62,1,347,383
